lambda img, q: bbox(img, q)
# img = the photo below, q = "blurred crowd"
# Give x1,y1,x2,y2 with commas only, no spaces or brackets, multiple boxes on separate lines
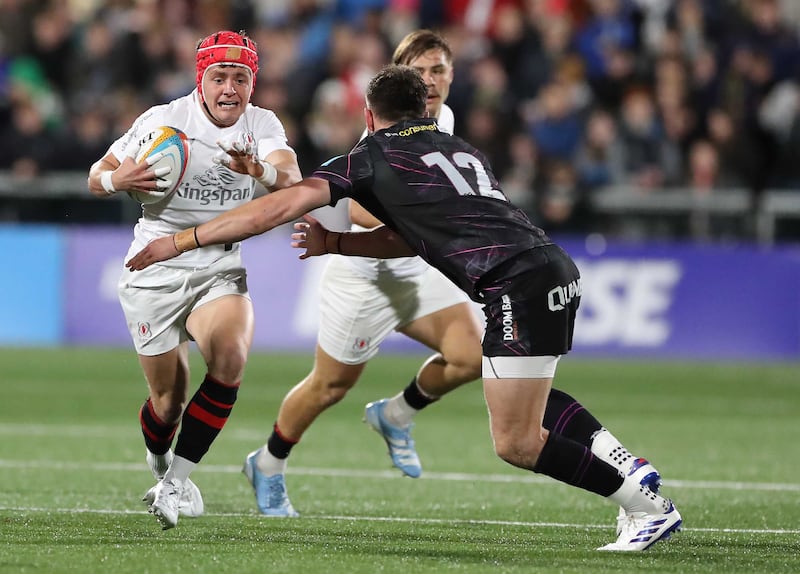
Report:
1,0,799,239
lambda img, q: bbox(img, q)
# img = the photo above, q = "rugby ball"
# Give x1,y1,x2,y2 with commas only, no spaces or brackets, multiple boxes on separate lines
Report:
129,126,190,204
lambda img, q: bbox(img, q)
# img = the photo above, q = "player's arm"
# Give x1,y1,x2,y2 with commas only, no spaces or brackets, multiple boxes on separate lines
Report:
215,143,302,191
291,215,415,259
87,151,171,199
263,149,302,190
349,198,383,229
125,177,332,270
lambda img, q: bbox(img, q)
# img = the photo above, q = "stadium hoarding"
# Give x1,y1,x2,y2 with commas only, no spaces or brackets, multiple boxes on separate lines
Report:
2,225,798,360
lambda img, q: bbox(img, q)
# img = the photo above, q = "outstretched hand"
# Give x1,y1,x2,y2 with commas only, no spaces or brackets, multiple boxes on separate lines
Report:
291,214,329,259
213,134,261,177
125,236,180,271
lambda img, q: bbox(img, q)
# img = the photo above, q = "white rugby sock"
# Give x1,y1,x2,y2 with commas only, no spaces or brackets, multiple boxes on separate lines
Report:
164,455,196,484
591,428,635,472
257,446,288,475
148,449,173,479
382,392,417,427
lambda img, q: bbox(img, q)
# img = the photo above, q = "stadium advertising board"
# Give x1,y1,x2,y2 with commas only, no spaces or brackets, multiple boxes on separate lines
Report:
1,226,798,360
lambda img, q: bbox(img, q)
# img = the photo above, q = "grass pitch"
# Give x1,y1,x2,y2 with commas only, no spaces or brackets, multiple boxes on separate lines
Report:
0,348,798,573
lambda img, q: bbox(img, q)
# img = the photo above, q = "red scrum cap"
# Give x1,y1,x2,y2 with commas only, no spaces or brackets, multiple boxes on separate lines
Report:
196,30,259,102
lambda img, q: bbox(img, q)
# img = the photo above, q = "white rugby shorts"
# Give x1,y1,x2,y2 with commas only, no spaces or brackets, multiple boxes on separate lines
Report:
118,256,250,356
317,256,470,364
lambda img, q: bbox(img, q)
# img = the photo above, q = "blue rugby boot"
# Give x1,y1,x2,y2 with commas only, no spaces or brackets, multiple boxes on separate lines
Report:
364,399,421,478
242,449,299,517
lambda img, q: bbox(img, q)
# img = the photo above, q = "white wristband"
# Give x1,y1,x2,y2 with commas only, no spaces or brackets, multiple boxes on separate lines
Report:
100,171,117,195
255,161,277,188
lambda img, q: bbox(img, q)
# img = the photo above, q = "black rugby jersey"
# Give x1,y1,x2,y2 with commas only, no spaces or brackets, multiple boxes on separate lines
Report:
312,118,553,301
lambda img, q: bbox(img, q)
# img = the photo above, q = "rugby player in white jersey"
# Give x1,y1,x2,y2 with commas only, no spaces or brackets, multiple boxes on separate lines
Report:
87,30,302,530
231,31,482,518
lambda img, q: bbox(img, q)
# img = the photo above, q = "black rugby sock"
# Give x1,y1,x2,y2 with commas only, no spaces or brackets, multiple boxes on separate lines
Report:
543,388,603,447
267,423,298,459
402,378,438,410
174,374,239,463
533,432,623,496
139,398,177,455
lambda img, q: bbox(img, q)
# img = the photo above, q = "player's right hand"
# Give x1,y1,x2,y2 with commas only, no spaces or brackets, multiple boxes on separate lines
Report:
291,214,328,259
125,236,180,271
115,154,172,193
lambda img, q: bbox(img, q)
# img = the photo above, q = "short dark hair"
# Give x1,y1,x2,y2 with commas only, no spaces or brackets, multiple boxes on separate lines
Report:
392,29,453,66
366,65,427,124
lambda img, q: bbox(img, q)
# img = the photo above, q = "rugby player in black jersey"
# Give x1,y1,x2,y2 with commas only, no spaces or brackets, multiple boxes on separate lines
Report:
126,64,682,551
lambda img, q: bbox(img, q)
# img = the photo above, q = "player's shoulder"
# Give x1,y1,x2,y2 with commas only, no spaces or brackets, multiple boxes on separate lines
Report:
244,104,284,131
437,104,455,135
133,94,194,131
130,103,171,131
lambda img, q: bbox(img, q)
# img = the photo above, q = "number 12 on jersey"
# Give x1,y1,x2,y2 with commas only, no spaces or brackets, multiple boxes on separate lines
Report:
421,151,506,201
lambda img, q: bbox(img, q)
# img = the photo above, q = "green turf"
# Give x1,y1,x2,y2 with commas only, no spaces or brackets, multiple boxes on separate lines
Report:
0,348,798,573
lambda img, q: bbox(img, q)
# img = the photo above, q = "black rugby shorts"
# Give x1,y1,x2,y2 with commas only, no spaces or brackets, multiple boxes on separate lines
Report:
482,246,581,357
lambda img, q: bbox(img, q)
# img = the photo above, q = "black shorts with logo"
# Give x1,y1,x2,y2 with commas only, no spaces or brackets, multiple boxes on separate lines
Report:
482,245,581,358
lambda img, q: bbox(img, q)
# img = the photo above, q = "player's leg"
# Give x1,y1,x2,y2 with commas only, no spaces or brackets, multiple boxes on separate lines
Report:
393,301,482,414
179,293,253,469
364,267,482,477
482,252,680,551
482,370,680,552
147,286,253,529
138,344,191,476
118,263,205,527
363,302,481,477
138,345,208,527
244,257,388,514
543,388,662,500
243,344,365,516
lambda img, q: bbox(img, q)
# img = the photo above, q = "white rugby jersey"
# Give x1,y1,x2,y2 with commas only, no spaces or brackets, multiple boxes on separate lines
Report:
343,104,455,280
109,89,294,269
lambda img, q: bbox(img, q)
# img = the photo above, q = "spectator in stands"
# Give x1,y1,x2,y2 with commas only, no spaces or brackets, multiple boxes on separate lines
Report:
52,105,113,172
574,107,625,189
686,139,720,193
4,0,800,240
0,99,53,178
525,79,584,163
500,131,539,215
534,159,591,235
705,107,755,188
618,86,668,190
574,0,638,108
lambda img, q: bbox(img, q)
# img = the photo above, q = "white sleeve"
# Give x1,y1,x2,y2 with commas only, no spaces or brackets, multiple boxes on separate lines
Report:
437,104,455,135
255,110,295,159
107,106,169,161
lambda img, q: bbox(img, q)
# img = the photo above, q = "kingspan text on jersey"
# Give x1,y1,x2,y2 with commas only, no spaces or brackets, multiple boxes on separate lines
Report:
176,185,253,206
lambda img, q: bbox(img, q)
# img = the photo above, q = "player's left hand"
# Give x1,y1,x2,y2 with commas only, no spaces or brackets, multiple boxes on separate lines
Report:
125,236,180,271
291,214,327,259
214,133,261,177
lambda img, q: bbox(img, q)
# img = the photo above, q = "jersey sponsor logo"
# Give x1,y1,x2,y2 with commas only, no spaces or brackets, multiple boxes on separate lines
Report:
176,166,253,206
390,123,438,137
501,294,518,341
547,278,582,311
574,259,681,346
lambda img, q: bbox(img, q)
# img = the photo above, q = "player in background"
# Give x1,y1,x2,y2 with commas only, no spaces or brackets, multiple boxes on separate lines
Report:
125,65,682,551
238,30,483,517
87,30,302,530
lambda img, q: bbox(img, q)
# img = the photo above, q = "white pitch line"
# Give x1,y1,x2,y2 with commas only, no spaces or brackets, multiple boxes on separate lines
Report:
0,505,797,536
1,458,799,493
